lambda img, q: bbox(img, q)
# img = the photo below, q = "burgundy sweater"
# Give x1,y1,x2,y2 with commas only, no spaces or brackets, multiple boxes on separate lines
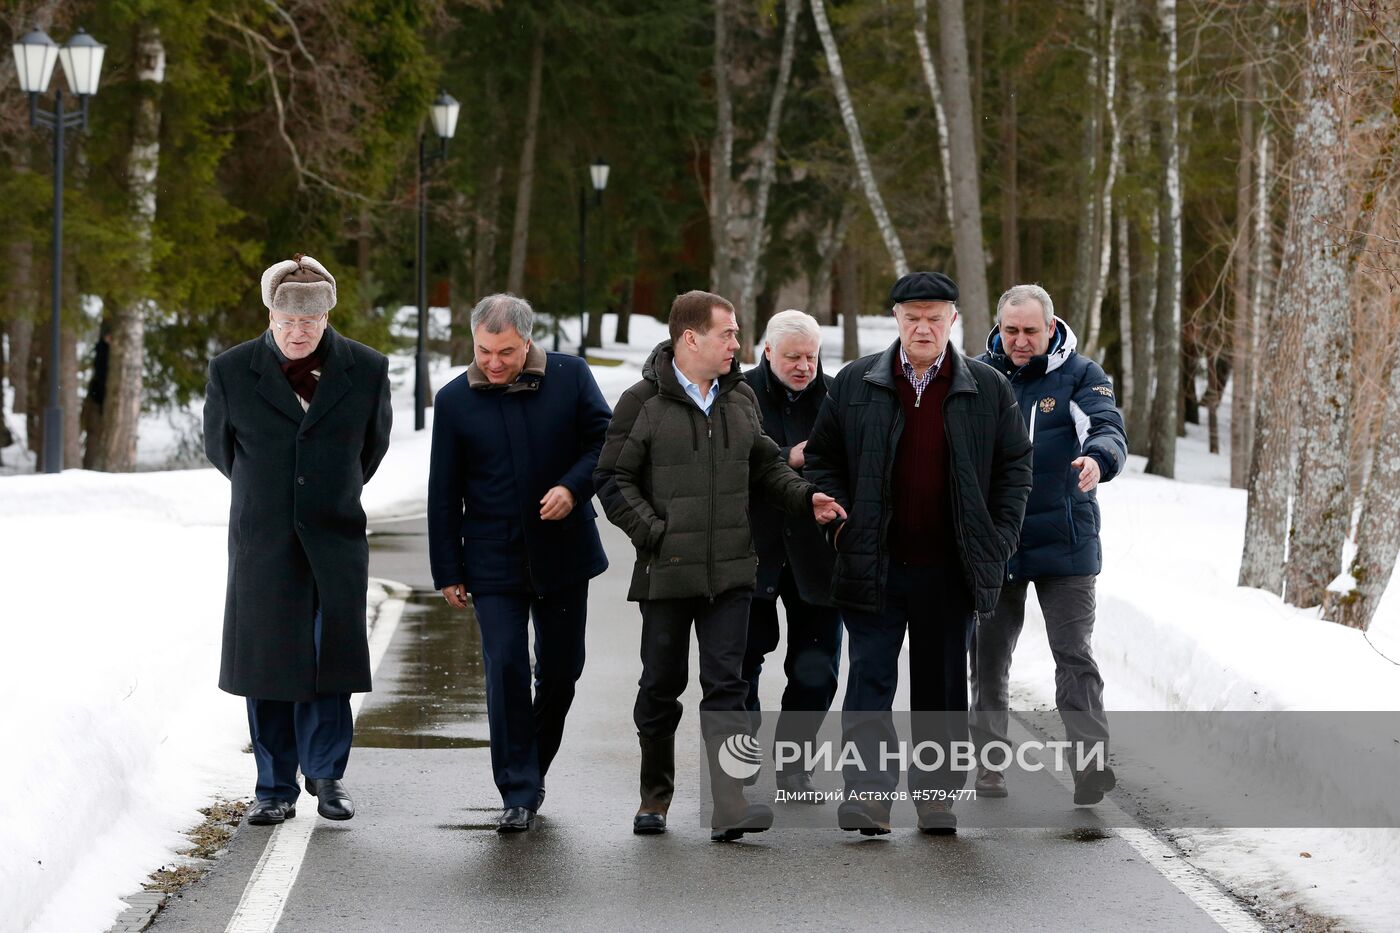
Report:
888,352,956,566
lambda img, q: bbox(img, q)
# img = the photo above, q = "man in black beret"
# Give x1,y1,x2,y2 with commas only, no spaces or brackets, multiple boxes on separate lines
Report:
805,271,1032,835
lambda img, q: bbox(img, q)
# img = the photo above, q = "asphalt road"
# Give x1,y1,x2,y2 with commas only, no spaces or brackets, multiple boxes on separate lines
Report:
149,514,1257,933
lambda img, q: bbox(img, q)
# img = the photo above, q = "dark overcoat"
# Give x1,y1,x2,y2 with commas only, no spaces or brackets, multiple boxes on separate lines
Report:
426,347,611,597
742,355,835,606
204,327,392,702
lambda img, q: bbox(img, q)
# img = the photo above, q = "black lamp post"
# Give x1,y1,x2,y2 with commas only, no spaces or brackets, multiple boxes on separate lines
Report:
414,90,460,432
11,27,105,473
575,158,610,357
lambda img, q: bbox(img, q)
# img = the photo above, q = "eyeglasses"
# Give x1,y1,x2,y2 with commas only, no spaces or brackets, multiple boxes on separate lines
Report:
270,314,327,334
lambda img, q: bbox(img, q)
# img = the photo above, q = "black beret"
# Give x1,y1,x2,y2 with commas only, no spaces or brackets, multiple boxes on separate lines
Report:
889,271,959,305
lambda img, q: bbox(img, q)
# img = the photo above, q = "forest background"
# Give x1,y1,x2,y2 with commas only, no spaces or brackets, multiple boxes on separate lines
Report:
1,0,1397,629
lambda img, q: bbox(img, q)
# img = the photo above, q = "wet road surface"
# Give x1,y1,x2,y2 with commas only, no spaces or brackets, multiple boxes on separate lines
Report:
150,514,1258,932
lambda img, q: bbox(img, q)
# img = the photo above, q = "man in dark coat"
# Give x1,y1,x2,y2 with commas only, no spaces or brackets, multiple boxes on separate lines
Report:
804,271,1033,836
204,254,392,825
970,284,1128,805
741,309,842,795
428,293,611,834
595,290,845,841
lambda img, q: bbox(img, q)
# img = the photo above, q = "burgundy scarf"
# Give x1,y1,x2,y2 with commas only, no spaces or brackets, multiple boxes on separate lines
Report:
281,352,323,405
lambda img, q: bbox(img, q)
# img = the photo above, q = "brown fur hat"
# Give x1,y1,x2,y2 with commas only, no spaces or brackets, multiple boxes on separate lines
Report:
261,253,337,315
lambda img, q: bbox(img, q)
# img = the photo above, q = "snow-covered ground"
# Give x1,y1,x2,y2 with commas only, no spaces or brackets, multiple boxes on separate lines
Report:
1,310,1397,931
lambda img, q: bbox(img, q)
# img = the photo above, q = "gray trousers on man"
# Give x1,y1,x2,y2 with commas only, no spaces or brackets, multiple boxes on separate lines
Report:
970,575,1110,755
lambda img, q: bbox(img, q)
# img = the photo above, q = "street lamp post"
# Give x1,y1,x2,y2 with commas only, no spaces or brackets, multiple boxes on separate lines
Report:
414,90,460,431
11,27,105,473
576,158,610,357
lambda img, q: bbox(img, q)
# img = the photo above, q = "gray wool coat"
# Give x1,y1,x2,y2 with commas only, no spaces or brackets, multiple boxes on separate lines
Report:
204,327,392,702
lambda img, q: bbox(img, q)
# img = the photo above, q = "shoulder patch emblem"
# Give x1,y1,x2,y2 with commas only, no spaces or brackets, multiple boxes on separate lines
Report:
1038,397,1057,414
1092,385,1114,398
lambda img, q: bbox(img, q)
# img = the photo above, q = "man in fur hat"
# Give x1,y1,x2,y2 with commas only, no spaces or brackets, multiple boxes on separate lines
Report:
204,254,393,825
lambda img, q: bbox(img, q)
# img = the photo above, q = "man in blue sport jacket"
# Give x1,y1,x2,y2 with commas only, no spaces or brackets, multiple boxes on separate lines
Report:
971,284,1128,805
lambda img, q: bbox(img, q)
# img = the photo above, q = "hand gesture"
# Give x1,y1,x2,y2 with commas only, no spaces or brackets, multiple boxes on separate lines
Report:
812,492,847,525
540,485,576,521
787,440,808,469
441,584,469,610
1071,456,1101,493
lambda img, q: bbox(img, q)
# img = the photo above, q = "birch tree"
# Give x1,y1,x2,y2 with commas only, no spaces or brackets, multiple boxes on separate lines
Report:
94,23,166,473
912,0,955,233
938,0,991,350
734,0,802,350
810,0,909,278
1228,62,1256,489
1281,0,1353,609
709,0,735,300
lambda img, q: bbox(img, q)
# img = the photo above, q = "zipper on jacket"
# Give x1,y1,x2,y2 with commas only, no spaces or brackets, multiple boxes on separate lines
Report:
720,407,730,448
707,414,716,601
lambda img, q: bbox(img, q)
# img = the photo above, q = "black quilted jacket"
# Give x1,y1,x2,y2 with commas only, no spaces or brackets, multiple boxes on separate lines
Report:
804,340,1033,614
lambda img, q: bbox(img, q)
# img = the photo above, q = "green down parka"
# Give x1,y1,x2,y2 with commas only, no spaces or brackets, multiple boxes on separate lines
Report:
595,340,817,602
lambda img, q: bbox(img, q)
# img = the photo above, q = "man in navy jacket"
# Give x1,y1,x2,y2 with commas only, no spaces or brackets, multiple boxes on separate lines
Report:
971,284,1128,805
428,293,611,833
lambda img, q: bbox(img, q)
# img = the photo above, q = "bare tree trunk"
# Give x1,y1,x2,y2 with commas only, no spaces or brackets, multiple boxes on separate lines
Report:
937,0,992,352
998,0,1019,287
7,244,33,419
1115,205,1133,409
709,0,735,301
913,0,956,233
1205,355,1225,454
449,191,474,366
94,24,165,473
735,0,802,354
1229,64,1256,489
615,275,634,344
506,36,544,297
812,192,857,327
357,206,372,312
62,317,79,470
810,0,909,278
1282,0,1353,609
474,161,503,302
1069,0,1103,345
839,241,861,362
1084,0,1123,360
1330,315,1400,629
1238,237,1297,595
1128,212,1157,454
1145,0,1182,478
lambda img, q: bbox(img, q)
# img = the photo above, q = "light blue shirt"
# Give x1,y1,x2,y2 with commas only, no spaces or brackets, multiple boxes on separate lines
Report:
672,361,718,415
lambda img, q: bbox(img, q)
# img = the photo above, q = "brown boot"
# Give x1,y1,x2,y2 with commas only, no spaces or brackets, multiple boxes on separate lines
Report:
916,799,957,835
634,733,674,834
975,766,1008,798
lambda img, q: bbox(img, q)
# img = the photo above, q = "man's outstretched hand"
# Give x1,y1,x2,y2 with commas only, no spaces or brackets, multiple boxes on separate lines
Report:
812,492,847,525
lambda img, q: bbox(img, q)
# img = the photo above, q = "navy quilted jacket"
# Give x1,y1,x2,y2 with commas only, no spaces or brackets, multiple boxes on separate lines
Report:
978,319,1127,581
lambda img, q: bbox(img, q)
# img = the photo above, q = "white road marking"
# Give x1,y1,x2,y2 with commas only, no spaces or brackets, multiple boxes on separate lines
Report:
1008,718,1267,932
223,579,411,933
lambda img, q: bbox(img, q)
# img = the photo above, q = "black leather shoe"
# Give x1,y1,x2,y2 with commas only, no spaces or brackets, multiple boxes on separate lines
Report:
304,778,355,821
1073,765,1117,806
633,810,667,834
497,806,536,833
246,798,296,825
975,766,1008,798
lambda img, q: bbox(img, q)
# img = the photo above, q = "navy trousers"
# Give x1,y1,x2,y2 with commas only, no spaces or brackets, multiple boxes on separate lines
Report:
841,561,975,797
471,582,589,809
246,609,353,803
742,565,842,772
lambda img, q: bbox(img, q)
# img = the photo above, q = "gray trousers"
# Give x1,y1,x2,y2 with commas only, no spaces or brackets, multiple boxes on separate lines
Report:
970,575,1110,756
